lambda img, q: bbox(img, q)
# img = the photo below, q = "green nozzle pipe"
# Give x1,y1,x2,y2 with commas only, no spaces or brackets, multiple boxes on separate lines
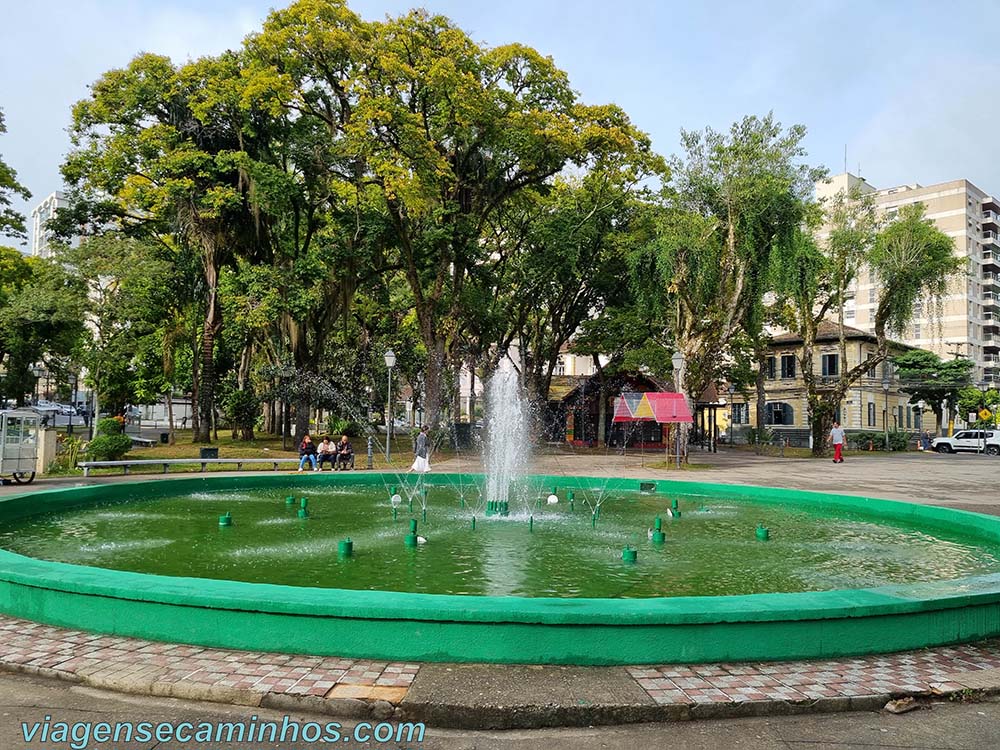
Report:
592,513,597,529
300,497,308,509
471,516,476,530
390,485,397,495
654,516,662,531
284,496,295,505
404,533,417,548
460,496,465,508
422,508,427,523
622,546,637,563
338,538,353,556
297,508,308,519
392,507,398,521
671,497,679,510
410,519,418,533
529,515,533,533
408,498,413,512
218,512,232,527
567,490,575,501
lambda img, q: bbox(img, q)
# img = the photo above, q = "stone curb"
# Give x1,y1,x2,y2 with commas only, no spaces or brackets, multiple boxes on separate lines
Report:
0,660,979,729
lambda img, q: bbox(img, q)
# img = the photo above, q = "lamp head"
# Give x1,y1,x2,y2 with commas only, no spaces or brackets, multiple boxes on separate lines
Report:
384,349,396,369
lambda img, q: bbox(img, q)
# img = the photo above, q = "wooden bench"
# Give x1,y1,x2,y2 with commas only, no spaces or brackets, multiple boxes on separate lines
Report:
77,457,304,477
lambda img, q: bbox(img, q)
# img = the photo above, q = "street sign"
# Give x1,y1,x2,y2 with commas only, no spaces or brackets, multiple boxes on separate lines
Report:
980,408,993,421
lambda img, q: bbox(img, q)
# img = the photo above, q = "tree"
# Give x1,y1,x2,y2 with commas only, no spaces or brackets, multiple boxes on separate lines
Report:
957,387,999,429
0,108,31,241
778,199,961,454
630,114,822,439
251,0,657,427
0,249,86,404
57,236,174,426
891,349,973,433
63,52,279,442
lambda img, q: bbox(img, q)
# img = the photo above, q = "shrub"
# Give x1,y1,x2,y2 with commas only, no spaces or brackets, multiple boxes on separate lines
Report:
850,431,880,450
84,433,132,461
95,417,124,436
328,417,360,437
888,429,911,452
745,427,775,445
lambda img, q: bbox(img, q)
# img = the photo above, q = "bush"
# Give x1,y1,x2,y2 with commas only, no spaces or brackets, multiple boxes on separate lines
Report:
84,433,132,461
95,417,124,436
850,431,880,450
745,427,775,445
328,417,360,437
888,429,911,452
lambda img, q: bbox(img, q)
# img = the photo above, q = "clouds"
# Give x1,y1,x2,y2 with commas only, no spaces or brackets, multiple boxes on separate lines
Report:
3,0,1000,249
0,0,264,247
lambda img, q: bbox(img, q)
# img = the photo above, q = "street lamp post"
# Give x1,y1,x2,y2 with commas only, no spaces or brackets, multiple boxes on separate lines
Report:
881,378,891,451
384,349,396,462
671,351,686,469
727,383,736,445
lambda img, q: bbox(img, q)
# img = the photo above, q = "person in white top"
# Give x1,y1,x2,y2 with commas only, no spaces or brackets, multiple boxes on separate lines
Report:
828,421,846,464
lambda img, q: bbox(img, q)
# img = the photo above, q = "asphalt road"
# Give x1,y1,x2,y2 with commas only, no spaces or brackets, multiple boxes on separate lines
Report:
2,671,1000,750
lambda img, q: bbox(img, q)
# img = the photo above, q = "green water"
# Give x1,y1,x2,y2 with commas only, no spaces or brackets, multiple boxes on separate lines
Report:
2,483,998,598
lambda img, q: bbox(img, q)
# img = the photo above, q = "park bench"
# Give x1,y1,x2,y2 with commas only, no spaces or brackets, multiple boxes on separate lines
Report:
77,457,306,477
128,435,156,448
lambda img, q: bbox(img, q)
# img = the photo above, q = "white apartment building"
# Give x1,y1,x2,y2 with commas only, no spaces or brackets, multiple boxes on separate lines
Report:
817,173,999,384
29,191,77,258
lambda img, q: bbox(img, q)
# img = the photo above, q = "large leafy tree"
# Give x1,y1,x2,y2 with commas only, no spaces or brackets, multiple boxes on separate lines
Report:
0,248,86,404
63,52,280,441
631,114,822,415
891,349,973,433
0,108,31,241
250,0,656,427
57,236,174,426
778,199,961,454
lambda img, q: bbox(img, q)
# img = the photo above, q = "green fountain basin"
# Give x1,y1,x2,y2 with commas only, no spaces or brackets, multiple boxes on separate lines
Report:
0,473,999,665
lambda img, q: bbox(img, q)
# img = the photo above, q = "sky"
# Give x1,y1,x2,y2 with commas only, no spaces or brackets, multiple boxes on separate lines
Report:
2,0,999,250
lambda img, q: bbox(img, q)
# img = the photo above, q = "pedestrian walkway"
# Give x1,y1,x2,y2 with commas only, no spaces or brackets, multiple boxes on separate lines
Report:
4,614,1000,728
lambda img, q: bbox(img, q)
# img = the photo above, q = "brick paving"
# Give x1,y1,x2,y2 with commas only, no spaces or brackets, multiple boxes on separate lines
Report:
3,614,1000,717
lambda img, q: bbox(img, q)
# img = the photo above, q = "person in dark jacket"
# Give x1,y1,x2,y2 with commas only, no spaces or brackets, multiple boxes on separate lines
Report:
335,434,354,470
298,434,318,472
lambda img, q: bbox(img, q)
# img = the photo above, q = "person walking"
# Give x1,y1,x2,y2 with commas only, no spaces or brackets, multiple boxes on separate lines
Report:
828,421,846,464
298,434,318,472
410,425,431,474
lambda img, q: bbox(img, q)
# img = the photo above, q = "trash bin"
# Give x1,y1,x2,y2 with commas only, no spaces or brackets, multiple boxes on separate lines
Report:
160,432,169,444
199,447,219,459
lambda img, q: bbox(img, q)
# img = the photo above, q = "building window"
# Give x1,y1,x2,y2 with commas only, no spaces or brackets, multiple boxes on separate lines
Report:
897,405,904,429
868,287,876,304
764,402,794,426
845,307,855,320
866,355,876,378
906,405,912,428
821,353,839,377
555,359,566,376
731,403,749,425
780,354,796,379
912,322,921,339
765,356,776,379
868,402,876,427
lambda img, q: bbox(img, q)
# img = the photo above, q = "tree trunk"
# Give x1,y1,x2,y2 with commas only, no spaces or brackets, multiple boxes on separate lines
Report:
754,349,767,455
422,339,446,429
166,392,175,445
190,332,200,440
195,294,221,443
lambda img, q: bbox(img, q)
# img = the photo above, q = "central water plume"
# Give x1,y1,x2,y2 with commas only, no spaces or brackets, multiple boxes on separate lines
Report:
483,363,529,510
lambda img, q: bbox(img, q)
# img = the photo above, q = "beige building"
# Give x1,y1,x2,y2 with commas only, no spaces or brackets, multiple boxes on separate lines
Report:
730,321,920,440
816,173,999,385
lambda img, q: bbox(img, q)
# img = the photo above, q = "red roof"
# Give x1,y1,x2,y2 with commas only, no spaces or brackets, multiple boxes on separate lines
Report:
612,392,693,424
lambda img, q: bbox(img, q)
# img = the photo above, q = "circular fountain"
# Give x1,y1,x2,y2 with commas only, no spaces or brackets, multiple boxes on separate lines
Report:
1,367,1000,665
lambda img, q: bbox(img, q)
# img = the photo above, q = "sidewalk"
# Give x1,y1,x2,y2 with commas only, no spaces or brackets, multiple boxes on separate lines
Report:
3,613,1000,729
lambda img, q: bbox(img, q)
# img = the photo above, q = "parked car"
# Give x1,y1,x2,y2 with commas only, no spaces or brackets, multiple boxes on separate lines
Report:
931,430,1000,456
56,403,77,416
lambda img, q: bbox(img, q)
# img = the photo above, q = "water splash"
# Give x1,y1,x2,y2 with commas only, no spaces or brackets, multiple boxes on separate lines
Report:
483,362,529,511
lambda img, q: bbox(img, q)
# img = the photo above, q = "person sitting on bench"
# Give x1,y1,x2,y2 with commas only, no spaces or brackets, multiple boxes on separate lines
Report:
316,436,337,470
335,434,354,470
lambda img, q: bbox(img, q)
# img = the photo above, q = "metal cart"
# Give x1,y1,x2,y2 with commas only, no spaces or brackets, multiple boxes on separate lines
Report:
0,410,39,484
